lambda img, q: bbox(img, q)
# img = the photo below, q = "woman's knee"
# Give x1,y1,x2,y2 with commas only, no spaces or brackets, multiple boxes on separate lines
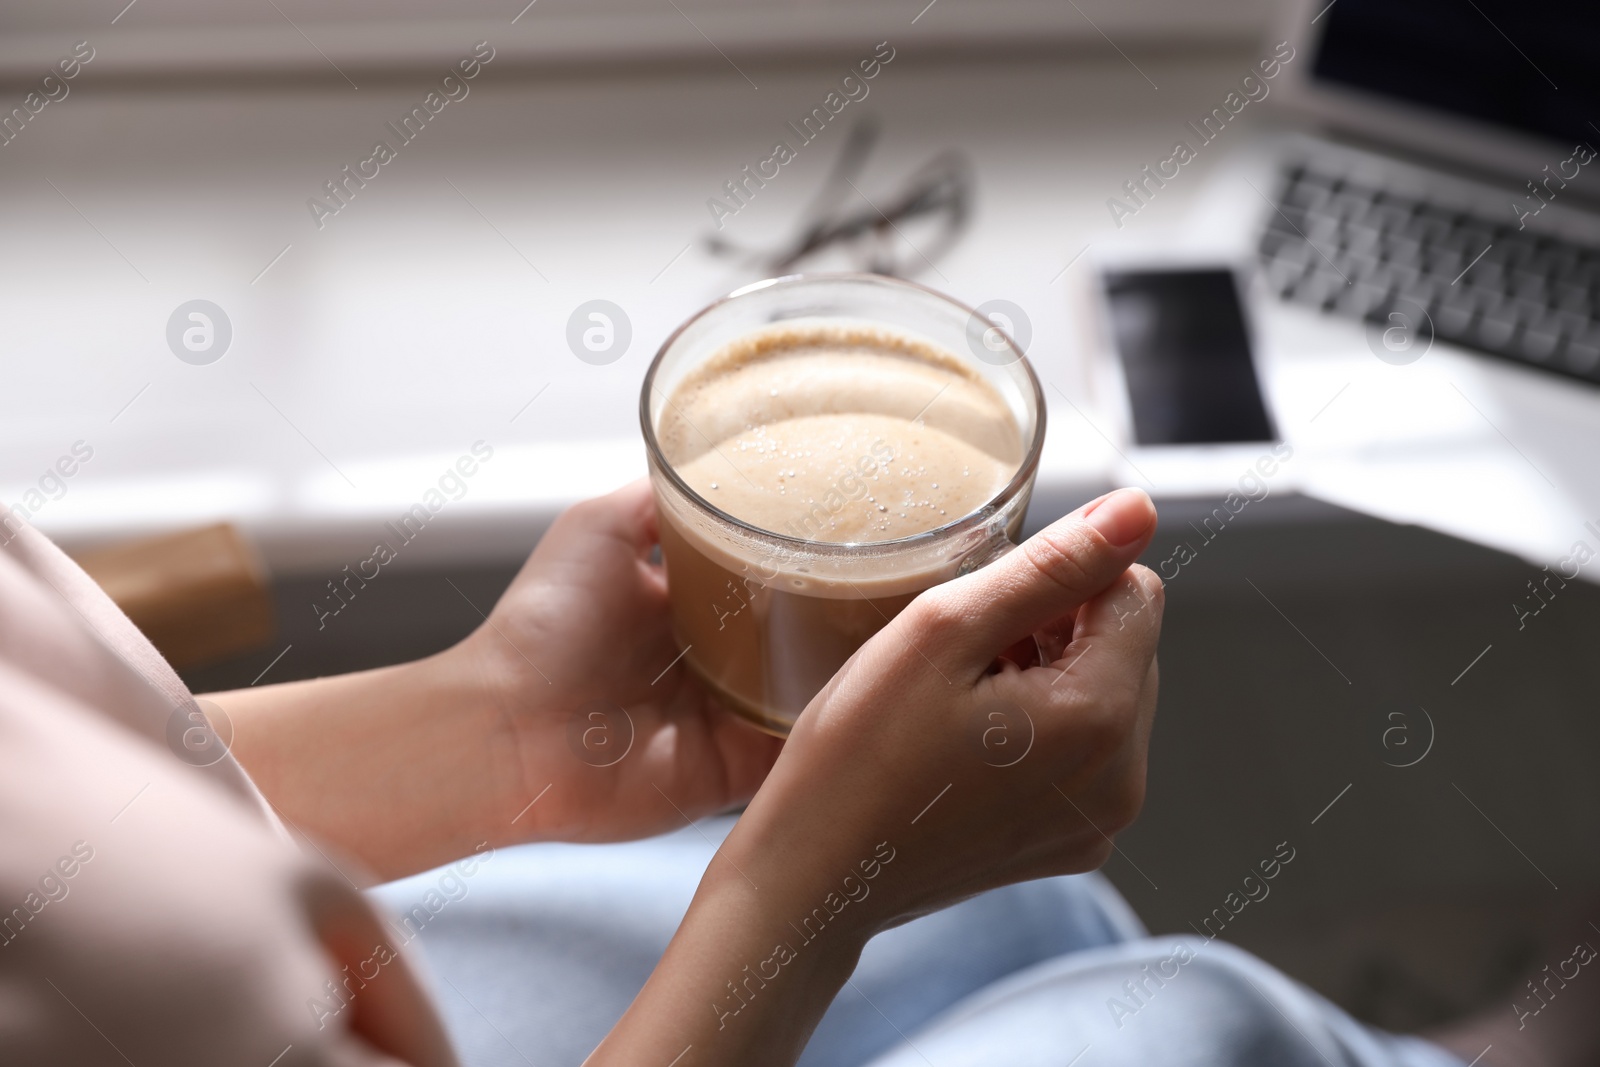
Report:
1095,938,1342,1065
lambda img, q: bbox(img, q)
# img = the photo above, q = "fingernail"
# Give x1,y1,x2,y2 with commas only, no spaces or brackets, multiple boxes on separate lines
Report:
1083,488,1155,547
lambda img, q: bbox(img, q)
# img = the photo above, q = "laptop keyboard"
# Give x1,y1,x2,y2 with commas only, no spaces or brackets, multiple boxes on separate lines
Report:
1257,162,1600,384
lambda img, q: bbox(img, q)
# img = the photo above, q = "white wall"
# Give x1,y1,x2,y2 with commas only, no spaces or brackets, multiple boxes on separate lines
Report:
0,0,1274,79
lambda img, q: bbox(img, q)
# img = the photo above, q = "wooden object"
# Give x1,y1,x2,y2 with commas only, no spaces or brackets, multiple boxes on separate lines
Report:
75,523,275,669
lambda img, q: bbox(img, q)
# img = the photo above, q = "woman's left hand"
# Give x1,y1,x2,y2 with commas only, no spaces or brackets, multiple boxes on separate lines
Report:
216,480,780,881
452,479,784,845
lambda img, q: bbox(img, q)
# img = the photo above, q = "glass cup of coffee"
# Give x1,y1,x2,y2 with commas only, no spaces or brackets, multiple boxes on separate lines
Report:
641,273,1045,736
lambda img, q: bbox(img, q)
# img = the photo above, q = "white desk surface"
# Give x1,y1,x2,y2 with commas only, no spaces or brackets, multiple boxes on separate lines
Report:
3,48,1596,578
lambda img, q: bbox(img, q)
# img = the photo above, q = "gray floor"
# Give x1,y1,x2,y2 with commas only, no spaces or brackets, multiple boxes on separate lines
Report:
183,495,1600,1033
1101,497,1600,1032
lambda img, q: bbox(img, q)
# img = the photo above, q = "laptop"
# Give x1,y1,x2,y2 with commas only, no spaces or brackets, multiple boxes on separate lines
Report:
1263,0,1600,384
1141,0,1600,570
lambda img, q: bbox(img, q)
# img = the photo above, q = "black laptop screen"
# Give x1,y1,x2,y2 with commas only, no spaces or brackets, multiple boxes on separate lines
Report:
1312,0,1600,150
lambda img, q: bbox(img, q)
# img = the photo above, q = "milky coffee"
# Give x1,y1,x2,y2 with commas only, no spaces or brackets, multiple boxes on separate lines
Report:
655,322,1024,733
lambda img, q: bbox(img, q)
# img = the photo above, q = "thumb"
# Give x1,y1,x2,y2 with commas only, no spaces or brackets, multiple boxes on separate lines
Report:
920,488,1157,676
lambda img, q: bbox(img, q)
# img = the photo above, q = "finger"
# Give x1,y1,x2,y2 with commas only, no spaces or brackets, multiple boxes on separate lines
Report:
649,678,785,812
605,478,660,554
552,479,659,554
625,479,662,557
1006,614,1075,670
706,702,787,805
916,488,1157,675
1052,563,1164,701
983,564,1163,776
1067,652,1160,837
1045,566,1164,761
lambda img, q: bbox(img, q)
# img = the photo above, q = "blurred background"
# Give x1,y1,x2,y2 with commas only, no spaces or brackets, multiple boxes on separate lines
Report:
3,0,1599,1039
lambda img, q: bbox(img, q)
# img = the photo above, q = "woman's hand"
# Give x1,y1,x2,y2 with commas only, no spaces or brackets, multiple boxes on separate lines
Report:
588,487,1163,1066
453,479,785,845
214,480,781,881
731,485,1163,929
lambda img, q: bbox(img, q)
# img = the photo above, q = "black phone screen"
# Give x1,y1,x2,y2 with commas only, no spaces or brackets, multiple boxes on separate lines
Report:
1102,267,1275,446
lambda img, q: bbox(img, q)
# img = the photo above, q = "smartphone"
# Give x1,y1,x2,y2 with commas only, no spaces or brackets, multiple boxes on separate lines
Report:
1098,266,1276,446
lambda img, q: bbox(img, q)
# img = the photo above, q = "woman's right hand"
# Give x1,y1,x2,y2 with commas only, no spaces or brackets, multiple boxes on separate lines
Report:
727,485,1164,936
587,487,1163,1067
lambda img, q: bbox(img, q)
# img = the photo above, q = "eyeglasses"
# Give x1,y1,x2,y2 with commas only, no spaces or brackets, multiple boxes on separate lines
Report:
705,118,973,280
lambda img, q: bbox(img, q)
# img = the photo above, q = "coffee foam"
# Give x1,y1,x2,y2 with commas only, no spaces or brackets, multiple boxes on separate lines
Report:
657,322,1023,544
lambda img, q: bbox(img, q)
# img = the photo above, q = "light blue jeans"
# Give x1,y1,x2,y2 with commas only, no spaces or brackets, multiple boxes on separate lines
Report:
369,818,1464,1067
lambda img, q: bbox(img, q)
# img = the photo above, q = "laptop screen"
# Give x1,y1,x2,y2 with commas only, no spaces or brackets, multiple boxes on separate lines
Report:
1311,0,1600,150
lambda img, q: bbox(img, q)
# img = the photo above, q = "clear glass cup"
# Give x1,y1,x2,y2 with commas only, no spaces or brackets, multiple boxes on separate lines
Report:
640,273,1045,736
